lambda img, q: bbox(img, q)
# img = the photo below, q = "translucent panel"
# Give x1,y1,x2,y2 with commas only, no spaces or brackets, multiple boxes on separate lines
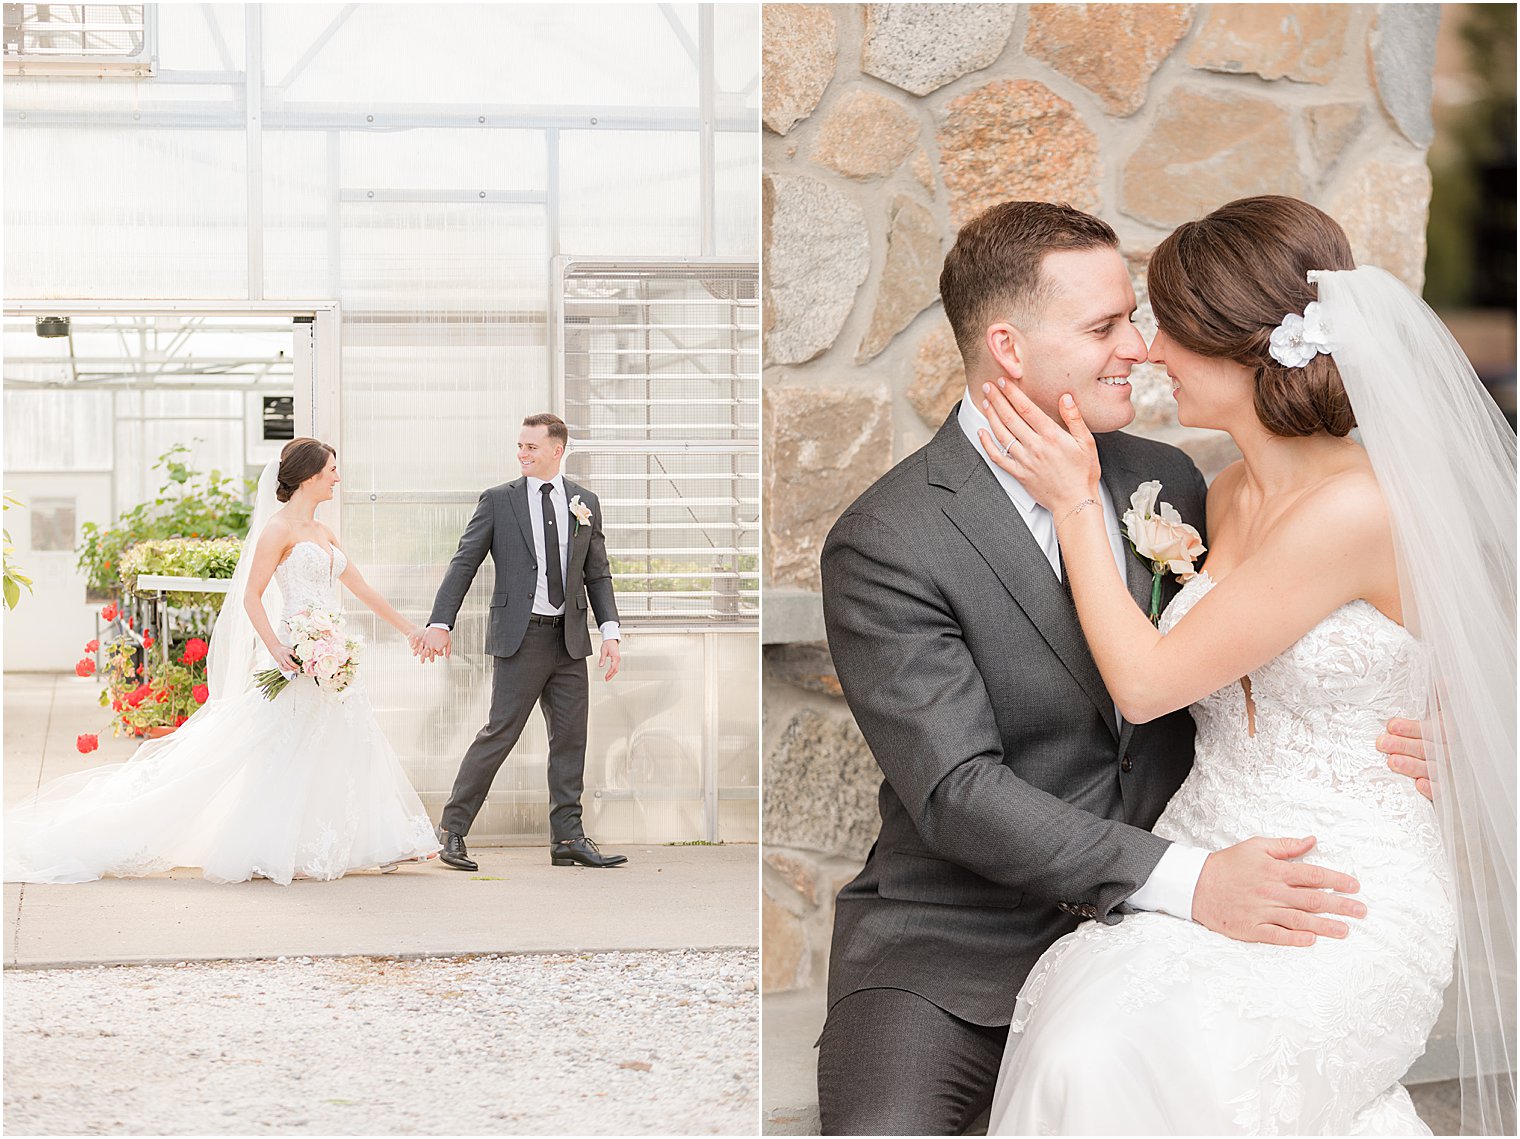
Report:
714,631,760,843
3,391,113,471
341,130,546,193
337,202,547,313
716,130,761,258
715,3,760,106
5,129,248,299
559,131,702,256
262,4,698,109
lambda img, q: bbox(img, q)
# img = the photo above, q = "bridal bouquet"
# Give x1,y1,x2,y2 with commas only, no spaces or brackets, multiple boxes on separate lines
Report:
254,606,362,701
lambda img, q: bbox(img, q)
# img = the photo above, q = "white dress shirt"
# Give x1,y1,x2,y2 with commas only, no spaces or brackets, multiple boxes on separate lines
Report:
957,391,1207,920
528,475,619,642
431,473,620,643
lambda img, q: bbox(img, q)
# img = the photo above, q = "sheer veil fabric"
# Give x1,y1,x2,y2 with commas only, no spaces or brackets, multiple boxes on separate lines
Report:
205,458,282,701
1311,266,1516,1133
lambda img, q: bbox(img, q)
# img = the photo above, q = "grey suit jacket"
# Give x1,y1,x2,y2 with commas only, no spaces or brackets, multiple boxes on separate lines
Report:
820,406,1209,1026
428,477,619,660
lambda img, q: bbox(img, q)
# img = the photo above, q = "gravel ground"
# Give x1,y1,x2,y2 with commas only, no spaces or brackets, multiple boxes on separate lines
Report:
5,949,759,1136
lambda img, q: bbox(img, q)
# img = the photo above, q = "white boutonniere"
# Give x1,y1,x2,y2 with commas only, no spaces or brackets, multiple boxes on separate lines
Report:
568,494,593,534
1121,481,1206,626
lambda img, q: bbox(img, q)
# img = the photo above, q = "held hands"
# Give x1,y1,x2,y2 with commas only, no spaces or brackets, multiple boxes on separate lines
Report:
598,638,621,681
1193,835,1366,947
411,626,451,664
977,377,1101,515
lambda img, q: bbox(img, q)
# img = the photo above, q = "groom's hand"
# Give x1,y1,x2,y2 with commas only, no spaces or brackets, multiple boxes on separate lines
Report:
1192,835,1366,947
598,638,621,681
1378,717,1432,801
417,626,451,662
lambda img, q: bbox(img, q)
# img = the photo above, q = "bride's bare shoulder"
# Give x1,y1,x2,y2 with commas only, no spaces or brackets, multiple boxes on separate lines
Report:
1279,465,1395,565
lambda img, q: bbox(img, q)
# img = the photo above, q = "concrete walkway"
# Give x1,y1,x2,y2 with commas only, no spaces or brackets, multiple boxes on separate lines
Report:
4,674,757,968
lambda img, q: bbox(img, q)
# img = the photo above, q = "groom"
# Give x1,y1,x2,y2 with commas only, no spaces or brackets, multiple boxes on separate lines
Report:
418,412,627,870
816,202,1430,1134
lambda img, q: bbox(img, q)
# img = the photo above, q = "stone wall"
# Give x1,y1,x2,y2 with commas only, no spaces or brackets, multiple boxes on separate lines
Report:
761,3,1441,997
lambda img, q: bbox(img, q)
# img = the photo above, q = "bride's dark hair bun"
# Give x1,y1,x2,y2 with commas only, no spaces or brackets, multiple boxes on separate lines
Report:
1148,195,1358,438
276,438,337,502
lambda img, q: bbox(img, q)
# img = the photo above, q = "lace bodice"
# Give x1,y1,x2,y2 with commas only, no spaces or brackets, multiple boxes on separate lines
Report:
1155,570,1440,856
274,540,346,620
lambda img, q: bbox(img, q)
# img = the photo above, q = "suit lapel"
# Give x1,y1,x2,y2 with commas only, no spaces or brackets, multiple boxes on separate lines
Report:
933,411,1115,734
506,477,536,554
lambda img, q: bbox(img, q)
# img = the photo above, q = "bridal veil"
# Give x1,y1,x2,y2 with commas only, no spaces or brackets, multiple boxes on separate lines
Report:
1311,265,1516,1134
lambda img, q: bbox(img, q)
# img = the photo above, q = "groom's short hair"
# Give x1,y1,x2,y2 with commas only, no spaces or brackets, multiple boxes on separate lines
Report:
940,202,1118,363
522,412,569,448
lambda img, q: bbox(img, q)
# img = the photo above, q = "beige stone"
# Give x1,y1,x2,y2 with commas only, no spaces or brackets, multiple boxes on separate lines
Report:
765,849,820,908
810,88,920,180
858,196,942,363
1370,5,1439,147
907,317,967,429
764,707,883,860
1186,5,1354,84
763,4,838,136
764,642,843,698
937,80,1101,228
861,3,1019,97
764,173,870,366
1024,5,1193,117
1326,159,1433,290
763,384,893,592
762,892,808,993
1306,102,1368,171
1121,87,1304,228
911,148,936,197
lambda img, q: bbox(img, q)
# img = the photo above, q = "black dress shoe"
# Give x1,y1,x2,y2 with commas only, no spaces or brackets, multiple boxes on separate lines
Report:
437,827,477,872
551,836,628,868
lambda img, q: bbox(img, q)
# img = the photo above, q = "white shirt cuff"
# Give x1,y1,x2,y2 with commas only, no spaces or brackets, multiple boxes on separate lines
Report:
427,622,450,631
1127,842,1210,919
599,621,620,641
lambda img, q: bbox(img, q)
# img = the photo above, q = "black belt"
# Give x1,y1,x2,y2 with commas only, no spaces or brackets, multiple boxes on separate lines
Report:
528,613,565,626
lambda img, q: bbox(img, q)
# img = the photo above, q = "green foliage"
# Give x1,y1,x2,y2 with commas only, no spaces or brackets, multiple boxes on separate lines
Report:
3,494,33,611
76,444,255,596
117,537,242,612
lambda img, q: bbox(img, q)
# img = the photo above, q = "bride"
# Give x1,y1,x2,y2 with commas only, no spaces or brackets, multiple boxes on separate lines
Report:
976,197,1514,1134
5,438,441,885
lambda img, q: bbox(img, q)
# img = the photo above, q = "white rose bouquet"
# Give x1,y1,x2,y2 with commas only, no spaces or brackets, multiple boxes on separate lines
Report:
254,605,363,700
1121,481,1206,626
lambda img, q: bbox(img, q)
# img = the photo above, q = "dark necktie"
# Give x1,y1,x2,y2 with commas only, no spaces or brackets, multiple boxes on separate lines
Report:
541,483,564,608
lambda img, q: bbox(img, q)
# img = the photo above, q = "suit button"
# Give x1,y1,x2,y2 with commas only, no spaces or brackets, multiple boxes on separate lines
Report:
1121,754,1133,773
1080,904,1098,919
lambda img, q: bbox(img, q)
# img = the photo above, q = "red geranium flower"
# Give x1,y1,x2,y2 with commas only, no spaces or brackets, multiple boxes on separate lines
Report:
136,664,144,675
100,603,118,622
111,697,123,712
124,617,134,629
174,714,188,727
192,684,210,705
76,733,99,754
74,658,97,678
154,689,171,704
142,632,154,649
127,685,150,708
182,638,209,664
84,639,100,653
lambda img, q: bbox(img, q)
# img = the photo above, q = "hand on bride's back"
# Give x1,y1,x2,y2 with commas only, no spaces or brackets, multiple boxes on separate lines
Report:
1192,835,1367,947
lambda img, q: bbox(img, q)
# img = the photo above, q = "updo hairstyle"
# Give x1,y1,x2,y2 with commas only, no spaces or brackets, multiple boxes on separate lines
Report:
276,438,337,502
1148,196,1357,438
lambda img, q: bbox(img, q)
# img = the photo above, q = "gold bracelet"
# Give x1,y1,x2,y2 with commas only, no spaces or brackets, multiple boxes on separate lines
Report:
1057,497,1098,531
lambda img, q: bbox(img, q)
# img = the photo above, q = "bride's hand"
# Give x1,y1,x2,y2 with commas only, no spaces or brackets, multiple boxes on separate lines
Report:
977,378,1101,514
269,642,298,673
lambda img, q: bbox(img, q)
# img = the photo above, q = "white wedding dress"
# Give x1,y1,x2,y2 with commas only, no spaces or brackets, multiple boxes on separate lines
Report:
988,571,1455,1136
5,541,439,885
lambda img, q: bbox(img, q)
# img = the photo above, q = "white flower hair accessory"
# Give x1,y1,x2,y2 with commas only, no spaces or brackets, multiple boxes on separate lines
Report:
1267,300,1332,368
